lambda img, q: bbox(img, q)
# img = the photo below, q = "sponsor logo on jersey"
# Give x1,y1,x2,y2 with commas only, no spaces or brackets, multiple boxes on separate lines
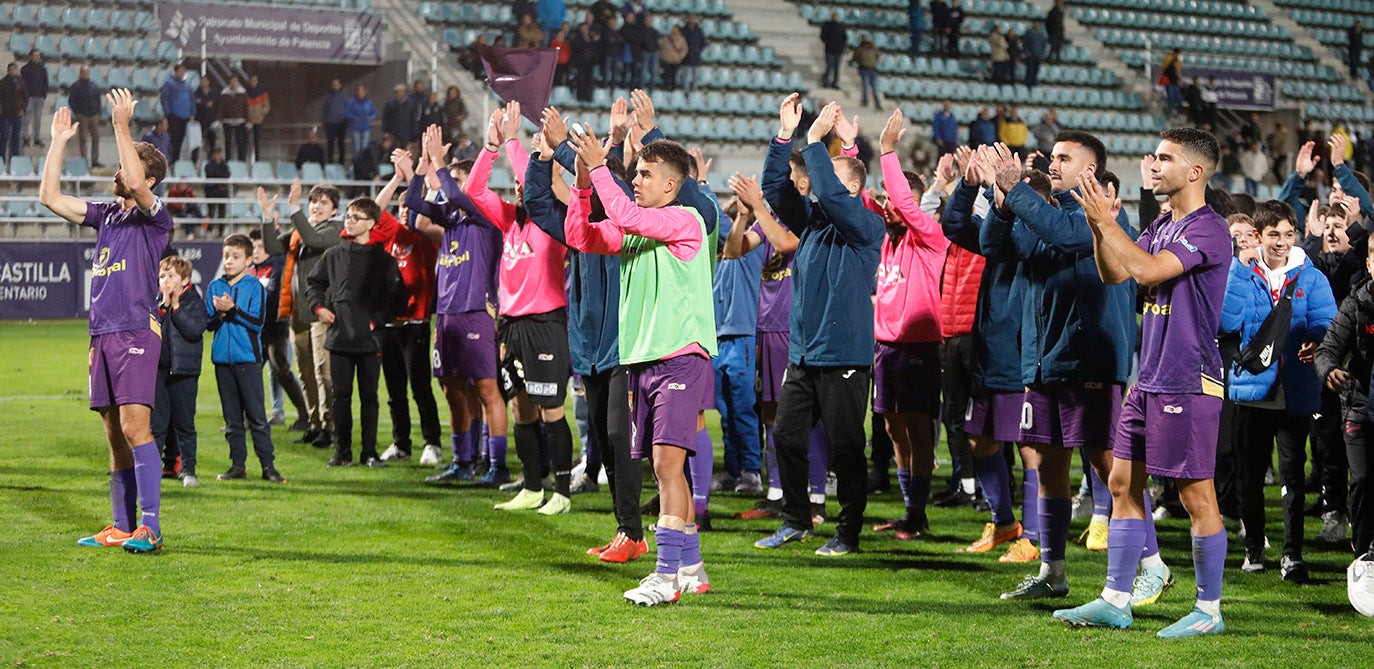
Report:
667,382,687,391
1174,236,1198,253
91,247,128,277
1163,405,1184,414
128,347,145,355
467,333,482,340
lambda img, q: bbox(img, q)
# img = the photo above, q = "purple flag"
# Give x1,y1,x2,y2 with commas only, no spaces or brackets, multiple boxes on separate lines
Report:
478,46,559,126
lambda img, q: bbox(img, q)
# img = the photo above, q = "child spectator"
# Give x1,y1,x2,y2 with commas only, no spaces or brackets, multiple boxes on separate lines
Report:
204,148,229,219
207,234,285,483
153,255,206,488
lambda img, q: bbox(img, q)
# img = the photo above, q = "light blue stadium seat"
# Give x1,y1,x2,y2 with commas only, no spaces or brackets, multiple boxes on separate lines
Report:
325,164,346,182
299,163,325,182
107,67,132,89
86,8,109,30
275,162,298,181
12,6,36,28
33,34,56,55
250,162,274,181
61,7,84,30
8,156,35,177
7,34,31,56
55,65,78,88
58,35,83,59
172,160,196,179
63,157,89,177
227,161,249,180
110,10,134,32
131,69,157,92
36,6,61,28
4,200,33,218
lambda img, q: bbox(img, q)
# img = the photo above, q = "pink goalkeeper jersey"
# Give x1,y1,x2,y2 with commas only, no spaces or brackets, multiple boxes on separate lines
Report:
467,139,569,318
874,152,949,344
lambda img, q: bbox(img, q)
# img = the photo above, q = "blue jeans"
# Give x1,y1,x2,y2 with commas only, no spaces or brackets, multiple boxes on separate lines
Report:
860,68,880,106
823,52,842,87
714,335,762,475
1024,58,1041,88
350,129,370,156
1165,85,1182,114
681,65,699,92
0,114,20,162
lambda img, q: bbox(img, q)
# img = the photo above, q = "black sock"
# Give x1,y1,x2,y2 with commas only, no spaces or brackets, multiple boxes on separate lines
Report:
538,422,551,479
513,423,542,492
545,418,574,497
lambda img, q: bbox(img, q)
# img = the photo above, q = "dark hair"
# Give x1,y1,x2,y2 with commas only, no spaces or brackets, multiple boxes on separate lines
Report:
1054,130,1106,178
833,155,866,189
347,197,382,223
638,139,693,186
1354,170,1371,195
1328,203,1349,221
308,184,341,208
133,141,168,187
1206,186,1237,217
223,233,253,256
1099,170,1120,194
451,159,476,175
788,150,808,174
902,169,923,199
1160,127,1220,172
1252,200,1297,232
1024,169,1053,201
1229,193,1256,216
248,228,263,241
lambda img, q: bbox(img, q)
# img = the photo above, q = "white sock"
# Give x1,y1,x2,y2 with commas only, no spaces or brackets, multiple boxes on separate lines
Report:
1038,559,1066,579
1140,553,1166,570
1090,513,1109,526
1195,598,1221,616
960,477,976,494
809,492,826,505
1101,588,1132,609
766,487,783,501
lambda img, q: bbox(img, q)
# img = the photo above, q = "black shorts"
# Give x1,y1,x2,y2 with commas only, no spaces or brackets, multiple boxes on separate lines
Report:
498,310,572,407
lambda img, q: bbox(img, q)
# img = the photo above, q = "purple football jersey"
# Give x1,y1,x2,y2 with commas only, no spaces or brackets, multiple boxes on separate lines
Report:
752,221,794,333
1134,205,1230,395
435,212,501,316
81,200,174,336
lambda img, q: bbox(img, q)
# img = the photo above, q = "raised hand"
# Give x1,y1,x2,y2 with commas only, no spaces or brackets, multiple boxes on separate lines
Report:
567,122,609,169
1023,151,1042,170
500,101,523,143
931,152,956,190
1294,141,1319,178
835,112,860,148
1140,153,1158,190
630,89,655,133
807,102,840,145
953,145,974,177
1329,133,1348,167
542,106,569,147
778,92,802,139
972,146,997,188
729,172,765,211
689,147,712,181
486,109,503,146
990,143,1023,193
608,97,630,144
1069,172,1119,227
50,107,79,144
288,178,302,210
533,130,552,160
391,147,416,181
424,124,449,168
256,186,280,220
879,108,906,155
106,88,136,129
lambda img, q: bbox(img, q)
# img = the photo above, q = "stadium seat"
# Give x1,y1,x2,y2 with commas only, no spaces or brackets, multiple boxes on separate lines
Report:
275,162,298,181
63,158,89,177
250,162,275,181
227,161,249,180
324,164,346,182
7,156,35,177
172,161,197,179
299,163,325,182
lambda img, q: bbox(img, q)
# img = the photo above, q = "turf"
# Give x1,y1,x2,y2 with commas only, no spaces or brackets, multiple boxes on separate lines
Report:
1,319,1370,667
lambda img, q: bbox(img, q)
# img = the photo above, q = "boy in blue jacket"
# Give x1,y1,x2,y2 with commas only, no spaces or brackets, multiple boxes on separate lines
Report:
1221,200,1336,582
207,234,284,483
153,255,206,488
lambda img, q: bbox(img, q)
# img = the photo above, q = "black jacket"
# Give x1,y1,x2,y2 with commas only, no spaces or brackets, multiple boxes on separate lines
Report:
1315,281,1374,422
158,285,208,376
1301,222,1370,304
821,20,847,54
306,242,405,354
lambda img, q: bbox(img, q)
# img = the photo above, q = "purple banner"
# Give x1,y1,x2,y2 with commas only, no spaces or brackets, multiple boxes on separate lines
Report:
1184,68,1277,111
160,2,383,65
1,242,225,320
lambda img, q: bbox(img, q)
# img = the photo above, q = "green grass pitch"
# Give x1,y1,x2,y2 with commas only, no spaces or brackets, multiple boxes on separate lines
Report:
0,320,1370,667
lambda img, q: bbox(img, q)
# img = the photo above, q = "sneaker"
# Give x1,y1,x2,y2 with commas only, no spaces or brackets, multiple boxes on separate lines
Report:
734,471,764,495
736,498,782,520
539,493,572,515
710,471,738,493
261,467,286,483
122,526,164,554
1319,510,1349,543
999,538,1040,563
1000,574,1069,600
418,444,443,466
1156,606,1225,638
471,466,510,487
873,518,906,532
494,488,545,511
811,502,828,526
1082,519,1108,551
1052,597,1132,628
1242,549,1266,573
1280,554,1309,583
268,415,287,426
677,562,711,594
288,417,310,431
815,536,857,556
623,572,680,606
499,477,526,492
182,474,199,488
934,490,976,508
964,521,1023,553
312,430,334,449
1070,492,1092,520
569,473,599,495
588,539,614,557
295,428,321,444
1152,505,1174,521
824,472,837,496
217,465,247,480
641,494,661,517
363,457,388,468
895,519,928,541
161,456,182,479
1130,564,1174,607
379,444,411,462
77,525,133,547
599,533,649,563
426,463,467,484
325,453,353,467
755,525,814,549
697,509,713,532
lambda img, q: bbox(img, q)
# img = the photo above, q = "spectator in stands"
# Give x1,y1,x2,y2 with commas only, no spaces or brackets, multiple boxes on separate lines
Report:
296,130,326,172
551,28,572,85
1239,141,1268,197
623,12,660,90
0,63,23,164
457,35,488,79
68,65,103,168
143,118,172,165
930,0,949,55
908,1,925,57
682,16,706,93
1006,27,1020,79
969,107,996,147
932,101,958,156
442,87,467,144
246,75,270,160
660,25,689,91
622,0,647,23
1270,121,1292,182
592,0,617,29
988,25,1010,84
418,92,444,136
946,0,965,57
1351,20,1365,81
1161,49,1183,116
451,131,480,162
321,80,349,165
219,75,249,162
194,78,218,163
853,35,882,109
160,64,194,163
166,182,204,232
517,13,545,48
204,148,229,219
352,132,393,184
999,106,1028,156
514,0,537,23
820,13,847,89
346,85,376,158
1045,0,1064,63
1200,77,1220,126
20,50,47,148
1241,112,1262,146
1031,108,1059,154
602,15,626,87
539,0,568,45
568,17,601,101
383,85,416,148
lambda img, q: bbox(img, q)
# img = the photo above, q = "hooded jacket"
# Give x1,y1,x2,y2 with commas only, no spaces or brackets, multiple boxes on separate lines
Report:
158,284,207,376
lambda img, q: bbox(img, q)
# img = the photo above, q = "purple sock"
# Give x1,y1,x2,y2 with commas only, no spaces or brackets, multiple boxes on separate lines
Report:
130,442,162,534
1088,458,1111,516
1039,496,1071,564
110,468,137,532
765,425,781,490
476,422,488,461
450,431,461,461
452,431,472,463
488,434,508,470
1105,518,1147,593
681,526,702,566
807,424,829,496
974,453,1015,526
1193,530,1227,602
690,428,713,514
909,475,931,525
655,527,684,574
897,468,912,511
1023,468,1040,542
1141,490,1161,559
